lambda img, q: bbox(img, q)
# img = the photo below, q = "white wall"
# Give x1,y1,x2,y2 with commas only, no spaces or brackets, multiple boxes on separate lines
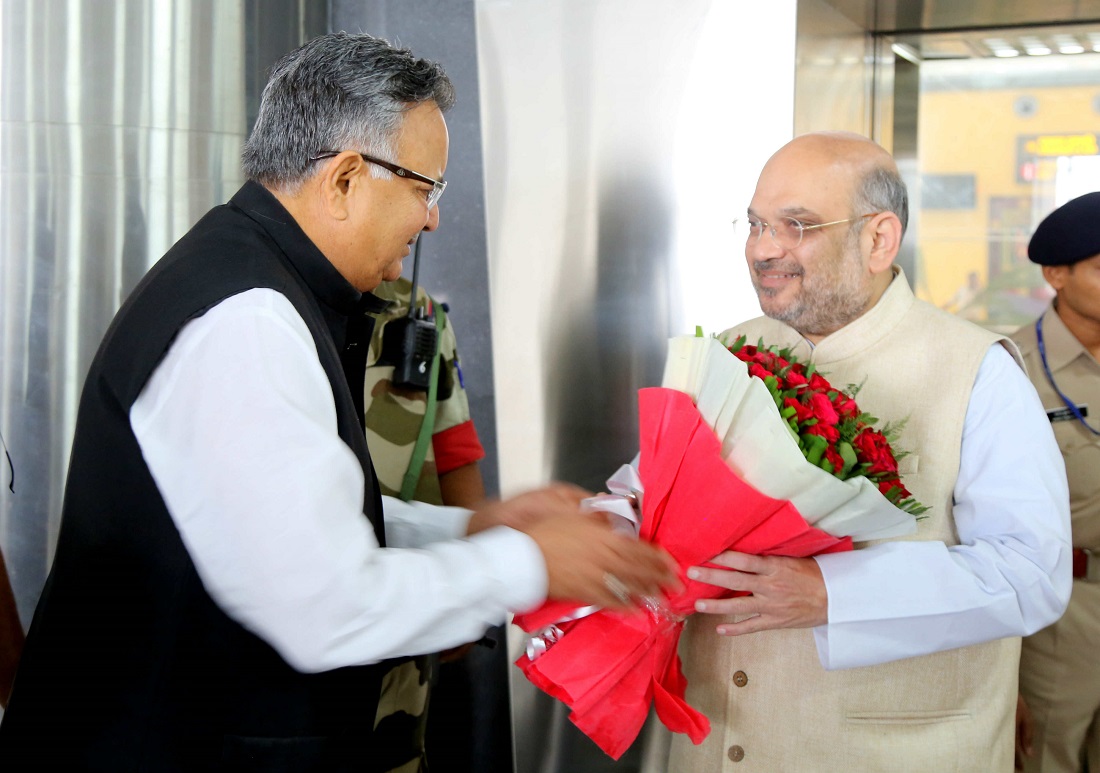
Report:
476,0,797,498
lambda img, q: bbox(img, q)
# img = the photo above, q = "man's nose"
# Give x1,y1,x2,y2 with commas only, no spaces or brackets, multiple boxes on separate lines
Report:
424,204,441,232
747,229,785,260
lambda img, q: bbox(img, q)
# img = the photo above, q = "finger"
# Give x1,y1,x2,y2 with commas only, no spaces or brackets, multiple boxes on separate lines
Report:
693,593,755,617
616,544,681,595
589,569,645,611
600,570,636,607
686,565,757,594
714,614,768,636
706,550,768,573
603,556,666,599
545,481,593,504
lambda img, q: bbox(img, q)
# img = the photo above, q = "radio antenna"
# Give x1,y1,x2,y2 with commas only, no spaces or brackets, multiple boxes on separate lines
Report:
408,236,424,319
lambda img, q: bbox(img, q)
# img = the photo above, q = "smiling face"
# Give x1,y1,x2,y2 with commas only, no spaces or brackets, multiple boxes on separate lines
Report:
368,102,449,286
745,134,897,342
323,101,450,292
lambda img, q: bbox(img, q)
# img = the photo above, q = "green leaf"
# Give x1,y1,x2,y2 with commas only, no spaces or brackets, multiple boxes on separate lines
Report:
803,433,827,465
837,441,858,475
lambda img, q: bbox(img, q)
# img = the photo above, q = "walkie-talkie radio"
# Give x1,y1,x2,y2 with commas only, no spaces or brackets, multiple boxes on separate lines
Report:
379,236,438,391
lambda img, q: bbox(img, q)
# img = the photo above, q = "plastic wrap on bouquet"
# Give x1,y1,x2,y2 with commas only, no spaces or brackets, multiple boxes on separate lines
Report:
513,335,919,760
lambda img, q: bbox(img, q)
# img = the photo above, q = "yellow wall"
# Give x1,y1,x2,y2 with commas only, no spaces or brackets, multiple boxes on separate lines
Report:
917,81,1100,324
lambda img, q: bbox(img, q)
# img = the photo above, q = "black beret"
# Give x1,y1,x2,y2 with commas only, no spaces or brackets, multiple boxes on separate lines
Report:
1028,192,1100,266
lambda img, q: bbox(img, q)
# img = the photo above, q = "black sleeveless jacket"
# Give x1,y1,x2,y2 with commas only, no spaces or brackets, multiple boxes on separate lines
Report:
0,182,394,772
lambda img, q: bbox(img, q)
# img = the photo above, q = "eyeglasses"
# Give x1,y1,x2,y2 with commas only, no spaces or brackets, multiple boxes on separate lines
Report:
737,213,879,250
310,151,447,209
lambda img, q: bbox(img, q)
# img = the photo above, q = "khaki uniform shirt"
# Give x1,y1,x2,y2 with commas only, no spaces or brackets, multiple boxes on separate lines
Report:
1012,305,1100,773
1011,306,1100,548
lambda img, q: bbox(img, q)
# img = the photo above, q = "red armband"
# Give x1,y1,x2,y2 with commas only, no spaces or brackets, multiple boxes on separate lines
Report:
433,420,485,474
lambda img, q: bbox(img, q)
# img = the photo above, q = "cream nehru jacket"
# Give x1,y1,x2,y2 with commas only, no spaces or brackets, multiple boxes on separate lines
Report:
669,269,1022,773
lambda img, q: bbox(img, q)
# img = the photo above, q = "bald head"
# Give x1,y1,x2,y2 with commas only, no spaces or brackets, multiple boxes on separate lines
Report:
761,132,909,236
779,131,894,164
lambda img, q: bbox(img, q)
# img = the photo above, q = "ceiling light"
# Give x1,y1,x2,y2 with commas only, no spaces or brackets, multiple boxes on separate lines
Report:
1052,34,1085,54
1019,36,1051,56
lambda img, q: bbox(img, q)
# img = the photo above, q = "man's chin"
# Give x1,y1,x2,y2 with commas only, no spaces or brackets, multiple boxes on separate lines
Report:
382,260,404,283
760,300,803,326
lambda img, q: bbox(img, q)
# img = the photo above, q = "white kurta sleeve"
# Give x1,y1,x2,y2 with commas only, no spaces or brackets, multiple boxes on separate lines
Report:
130,289,547,673
380,496,472,547
812,344,1072,670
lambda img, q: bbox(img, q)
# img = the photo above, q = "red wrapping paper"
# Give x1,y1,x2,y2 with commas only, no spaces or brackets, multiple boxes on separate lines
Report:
513,387,852,760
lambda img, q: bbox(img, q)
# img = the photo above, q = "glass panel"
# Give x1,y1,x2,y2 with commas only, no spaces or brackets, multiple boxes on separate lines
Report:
891,25,1100,333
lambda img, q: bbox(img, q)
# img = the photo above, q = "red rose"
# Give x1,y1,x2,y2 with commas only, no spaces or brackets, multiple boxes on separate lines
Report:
785,369,809,387
853,429,899,475
877,479,912,500
809,392,840,425
804,421,840,444
823,446,845,475
752,351,781,371
808,372,832,392
783,397,814,424
748,363,773,381
832,392,859,420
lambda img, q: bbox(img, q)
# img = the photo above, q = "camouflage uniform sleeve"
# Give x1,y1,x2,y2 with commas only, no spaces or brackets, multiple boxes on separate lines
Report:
430,309,473,435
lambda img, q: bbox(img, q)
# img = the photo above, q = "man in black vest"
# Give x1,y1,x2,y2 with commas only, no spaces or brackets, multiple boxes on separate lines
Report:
0,33,676,772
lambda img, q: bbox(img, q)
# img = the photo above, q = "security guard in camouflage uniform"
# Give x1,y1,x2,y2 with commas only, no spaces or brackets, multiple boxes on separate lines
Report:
365,277,486,773
365,277,485,508
1012,192,1100,773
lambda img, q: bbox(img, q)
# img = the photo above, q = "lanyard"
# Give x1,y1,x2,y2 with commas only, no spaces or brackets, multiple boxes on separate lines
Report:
1036,316,1100,436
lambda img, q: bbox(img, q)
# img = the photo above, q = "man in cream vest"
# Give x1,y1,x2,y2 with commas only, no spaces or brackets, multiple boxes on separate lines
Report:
668,132,1072,772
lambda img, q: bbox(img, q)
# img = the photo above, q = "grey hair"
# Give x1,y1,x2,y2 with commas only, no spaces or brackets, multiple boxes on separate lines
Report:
850,166,909,239
241,32,455,192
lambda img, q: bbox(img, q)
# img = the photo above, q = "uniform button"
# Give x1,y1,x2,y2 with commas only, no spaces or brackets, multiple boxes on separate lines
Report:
727,744,745,762
732,670,748,687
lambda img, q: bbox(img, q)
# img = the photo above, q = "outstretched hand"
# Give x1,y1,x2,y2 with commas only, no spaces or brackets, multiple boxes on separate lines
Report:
465,482,592,535
467,483,680,611
688,550,828,634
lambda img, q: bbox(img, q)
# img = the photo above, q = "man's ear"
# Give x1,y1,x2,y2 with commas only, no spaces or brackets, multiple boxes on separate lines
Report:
316,151,368,221
1041,264,1068,291
866,212,903,275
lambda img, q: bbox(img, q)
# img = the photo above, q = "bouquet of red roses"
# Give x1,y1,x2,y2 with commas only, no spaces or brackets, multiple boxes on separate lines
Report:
727,334,927,516
513,334,923,759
